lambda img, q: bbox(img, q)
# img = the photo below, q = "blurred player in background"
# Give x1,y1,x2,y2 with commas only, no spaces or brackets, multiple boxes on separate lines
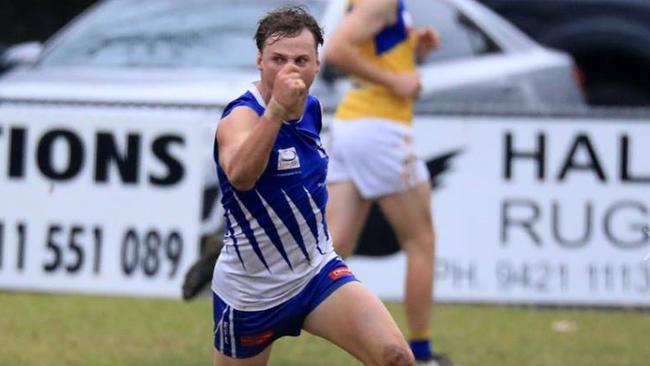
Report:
211,6,415,365
182,230,222,300
324,1,456,365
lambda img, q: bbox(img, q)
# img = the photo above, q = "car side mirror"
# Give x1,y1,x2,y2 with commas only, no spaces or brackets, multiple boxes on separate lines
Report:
2,41,43,68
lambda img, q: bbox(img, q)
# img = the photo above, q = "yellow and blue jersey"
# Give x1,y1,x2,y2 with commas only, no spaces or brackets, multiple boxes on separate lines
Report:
335,0,417,125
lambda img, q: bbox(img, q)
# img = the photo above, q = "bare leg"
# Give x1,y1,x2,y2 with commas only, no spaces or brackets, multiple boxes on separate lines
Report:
378,181,435,337
303,281,414,366
326,182,372,258
213,345,273,366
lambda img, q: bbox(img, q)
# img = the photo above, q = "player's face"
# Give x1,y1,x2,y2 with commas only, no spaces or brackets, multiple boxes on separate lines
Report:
257,28,320,93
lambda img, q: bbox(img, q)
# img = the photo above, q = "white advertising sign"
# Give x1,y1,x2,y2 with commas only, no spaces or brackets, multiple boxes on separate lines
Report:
0,105,214,298
348,116,650,306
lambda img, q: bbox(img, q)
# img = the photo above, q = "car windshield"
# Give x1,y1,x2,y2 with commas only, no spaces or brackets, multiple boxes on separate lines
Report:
38,0,326,69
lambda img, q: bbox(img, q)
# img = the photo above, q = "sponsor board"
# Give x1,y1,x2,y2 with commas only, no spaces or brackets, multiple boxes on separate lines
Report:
347,116,650,306
0,105,215,298
3,107,649,306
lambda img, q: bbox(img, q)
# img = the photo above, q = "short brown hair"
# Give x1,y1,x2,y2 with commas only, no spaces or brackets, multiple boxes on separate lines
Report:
255,6,324,52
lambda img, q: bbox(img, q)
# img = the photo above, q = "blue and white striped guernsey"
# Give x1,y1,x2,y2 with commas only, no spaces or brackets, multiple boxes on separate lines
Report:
211,84,337,311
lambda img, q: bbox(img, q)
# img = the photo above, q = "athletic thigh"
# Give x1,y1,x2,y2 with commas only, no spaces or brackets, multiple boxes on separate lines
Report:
377,181,434,251
326,182,372,258
213,346,272,366
302,281,414,366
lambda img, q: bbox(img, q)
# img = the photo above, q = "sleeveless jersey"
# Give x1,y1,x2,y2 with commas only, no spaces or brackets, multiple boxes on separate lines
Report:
334,0,417,125
211,85,336,311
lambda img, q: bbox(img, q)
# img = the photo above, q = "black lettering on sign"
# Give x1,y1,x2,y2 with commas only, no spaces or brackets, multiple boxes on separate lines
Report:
150,135,184,186
557,134,606,182
166,232,183,277
17,222,26,271
588,263,650,293
504,132,545,181
121,229,139,276
9,127,27,178
65,226,85,273
95,132,141,184
121,228,183,277
43,225,63,272
37,130,84,180
3,125,186,186
620,135,650,183
0,222,29,270
505,132,649,185
43,224,103,274
501,199,542,246
552,200,593,248
436,259,478,289
93,227,102,274
142,231,161,277
604,201,649,249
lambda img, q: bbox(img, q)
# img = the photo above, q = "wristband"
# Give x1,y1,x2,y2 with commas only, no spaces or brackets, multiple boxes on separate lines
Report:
265,98,288,122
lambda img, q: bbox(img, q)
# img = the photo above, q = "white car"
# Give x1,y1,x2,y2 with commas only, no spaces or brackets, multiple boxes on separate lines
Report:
317,0,584,110
1,0,584,108
0,0,584,238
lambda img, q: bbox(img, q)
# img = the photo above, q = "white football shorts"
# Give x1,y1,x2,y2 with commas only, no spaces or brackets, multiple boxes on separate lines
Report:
327,118,429,199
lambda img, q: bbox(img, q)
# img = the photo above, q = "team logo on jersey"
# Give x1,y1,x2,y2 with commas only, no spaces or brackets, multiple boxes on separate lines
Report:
278,147,301,170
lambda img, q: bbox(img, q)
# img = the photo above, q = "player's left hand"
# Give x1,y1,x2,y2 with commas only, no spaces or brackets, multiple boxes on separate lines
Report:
415,27,440,60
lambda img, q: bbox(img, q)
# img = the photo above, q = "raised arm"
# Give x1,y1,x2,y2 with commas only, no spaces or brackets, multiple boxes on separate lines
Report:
217,64,306,191
324,0,420,99
324,0,395,86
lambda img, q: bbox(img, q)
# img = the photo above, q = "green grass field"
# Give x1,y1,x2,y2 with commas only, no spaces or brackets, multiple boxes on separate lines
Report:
2,292,649,366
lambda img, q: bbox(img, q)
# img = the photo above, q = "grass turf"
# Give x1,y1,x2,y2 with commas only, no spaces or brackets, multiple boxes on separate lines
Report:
1,292,649,366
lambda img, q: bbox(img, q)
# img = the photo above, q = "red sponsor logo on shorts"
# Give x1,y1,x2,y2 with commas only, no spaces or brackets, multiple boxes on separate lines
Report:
240,330,274,347
328,266,353,280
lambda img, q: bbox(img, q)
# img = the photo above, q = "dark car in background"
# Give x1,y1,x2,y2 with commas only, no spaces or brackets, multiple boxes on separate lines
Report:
0,0,96,74
1,0,583,111
320,0,584,110
479,0,650,106
0,44,7,73
4,0,646,107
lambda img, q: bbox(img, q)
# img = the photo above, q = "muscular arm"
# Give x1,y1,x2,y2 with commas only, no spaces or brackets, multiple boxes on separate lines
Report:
324,0,397,88
217,104,283,191
218,64,305,191
324,0,421,99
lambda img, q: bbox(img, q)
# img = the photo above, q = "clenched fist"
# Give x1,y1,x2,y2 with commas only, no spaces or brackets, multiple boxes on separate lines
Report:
415,27,440,60
270,64,307,121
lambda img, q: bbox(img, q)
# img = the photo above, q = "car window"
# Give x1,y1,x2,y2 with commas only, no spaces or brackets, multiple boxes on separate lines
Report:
405,0,500,64
38,0,326,69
